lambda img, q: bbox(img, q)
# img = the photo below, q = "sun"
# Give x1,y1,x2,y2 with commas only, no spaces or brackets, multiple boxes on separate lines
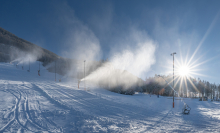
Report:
177,65,190,77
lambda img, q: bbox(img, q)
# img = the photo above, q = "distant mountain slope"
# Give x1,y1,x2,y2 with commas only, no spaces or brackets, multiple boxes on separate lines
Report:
0,27,103,77
0,27,59,64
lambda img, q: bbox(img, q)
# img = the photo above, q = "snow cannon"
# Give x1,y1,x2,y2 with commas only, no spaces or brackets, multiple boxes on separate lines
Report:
182,103,191,115
79,78,86,90
78,80,81,89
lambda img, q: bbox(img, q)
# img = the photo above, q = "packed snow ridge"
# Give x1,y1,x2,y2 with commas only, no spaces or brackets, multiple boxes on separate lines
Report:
0,62,220,132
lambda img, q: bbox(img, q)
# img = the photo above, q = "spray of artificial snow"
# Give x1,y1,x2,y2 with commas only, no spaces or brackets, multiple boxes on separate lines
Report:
81,29,157,89
10,46,43,65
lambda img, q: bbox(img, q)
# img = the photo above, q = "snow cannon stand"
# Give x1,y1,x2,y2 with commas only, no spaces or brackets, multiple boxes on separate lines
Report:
182,103,191,115
78,80,81,89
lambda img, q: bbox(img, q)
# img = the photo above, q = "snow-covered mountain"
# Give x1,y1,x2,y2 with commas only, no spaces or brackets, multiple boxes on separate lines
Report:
0,27,59,64
0,62,220,132
0,27,76,76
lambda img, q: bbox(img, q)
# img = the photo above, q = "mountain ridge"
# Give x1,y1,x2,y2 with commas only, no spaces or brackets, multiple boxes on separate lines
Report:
0,27,60,64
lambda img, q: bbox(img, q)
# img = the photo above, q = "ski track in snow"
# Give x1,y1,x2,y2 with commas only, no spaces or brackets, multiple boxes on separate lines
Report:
0,82,61,132
0,63,220,132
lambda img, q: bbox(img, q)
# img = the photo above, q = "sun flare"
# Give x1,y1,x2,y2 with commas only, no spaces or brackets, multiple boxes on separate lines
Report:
177,65,190,77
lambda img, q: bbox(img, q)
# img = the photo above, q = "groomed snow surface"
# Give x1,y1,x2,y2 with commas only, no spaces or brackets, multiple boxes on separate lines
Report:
0,62,220,133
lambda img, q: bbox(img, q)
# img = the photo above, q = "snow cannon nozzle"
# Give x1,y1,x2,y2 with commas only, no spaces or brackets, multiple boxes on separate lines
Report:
80,78,85,82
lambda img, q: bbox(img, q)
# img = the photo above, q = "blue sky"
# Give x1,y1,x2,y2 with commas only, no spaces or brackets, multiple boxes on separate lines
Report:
0,0,220,84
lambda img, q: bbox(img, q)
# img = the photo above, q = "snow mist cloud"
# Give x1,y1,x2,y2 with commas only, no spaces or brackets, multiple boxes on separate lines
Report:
53,2,101,61
53,2,101,77
10,46,43,65
110,29,156,78
83,62,143,89
54,2,156,88
83,29,156,89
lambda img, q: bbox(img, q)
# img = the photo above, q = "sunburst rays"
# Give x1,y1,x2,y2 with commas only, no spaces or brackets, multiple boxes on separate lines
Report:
165,13,220,96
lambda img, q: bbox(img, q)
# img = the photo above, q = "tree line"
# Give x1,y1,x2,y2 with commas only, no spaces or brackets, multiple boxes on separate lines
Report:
141,74,220,99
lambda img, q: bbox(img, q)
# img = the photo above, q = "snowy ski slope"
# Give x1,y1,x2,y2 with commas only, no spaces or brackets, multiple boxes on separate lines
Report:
0,62,220,132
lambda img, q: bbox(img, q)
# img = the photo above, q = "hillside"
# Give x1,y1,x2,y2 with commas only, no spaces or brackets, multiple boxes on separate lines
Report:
0,62,220,132
0,27,59,64
0,27,79,76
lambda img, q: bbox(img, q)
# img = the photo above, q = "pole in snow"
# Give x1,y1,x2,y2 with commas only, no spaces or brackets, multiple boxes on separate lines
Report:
186,76,188,98
78,80,80,89
27,59,30,72
38,61,40,76
55,61,57,81
171,52,176,108
84,60,86,90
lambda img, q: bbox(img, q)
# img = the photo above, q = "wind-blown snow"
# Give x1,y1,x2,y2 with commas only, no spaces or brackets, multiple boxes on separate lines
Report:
0,62,220,132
